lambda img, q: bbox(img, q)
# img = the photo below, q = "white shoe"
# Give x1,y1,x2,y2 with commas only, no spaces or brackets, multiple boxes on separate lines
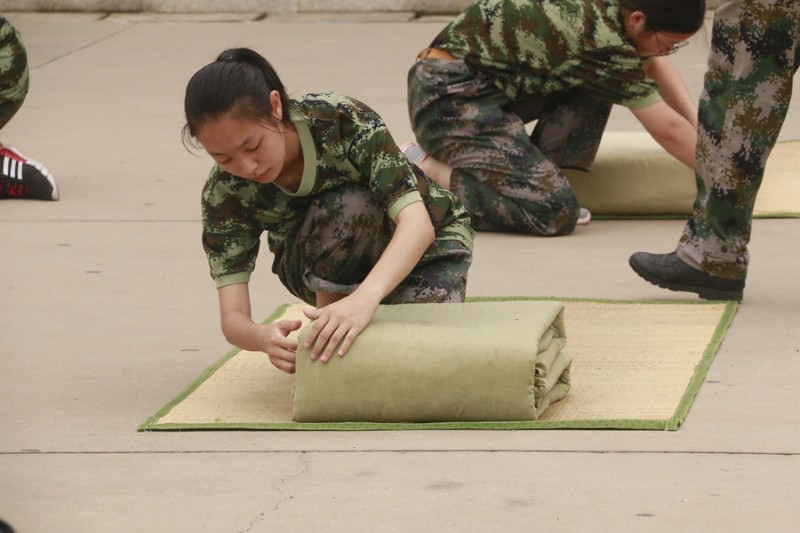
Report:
577,207,591,225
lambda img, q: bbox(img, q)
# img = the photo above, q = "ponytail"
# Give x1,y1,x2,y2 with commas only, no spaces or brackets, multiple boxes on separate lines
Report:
182,47,295,146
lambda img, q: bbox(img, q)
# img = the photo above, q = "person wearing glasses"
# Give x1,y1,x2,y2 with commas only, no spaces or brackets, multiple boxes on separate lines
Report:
630,0,799,302
404,0,705,236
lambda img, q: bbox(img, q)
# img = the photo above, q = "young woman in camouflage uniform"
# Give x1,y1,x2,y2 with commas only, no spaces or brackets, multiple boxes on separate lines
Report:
183,48,474,373
406,0,706,236
630,0,800,301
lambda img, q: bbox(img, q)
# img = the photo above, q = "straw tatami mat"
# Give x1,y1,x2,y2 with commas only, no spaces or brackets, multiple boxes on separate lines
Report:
140,298,737,431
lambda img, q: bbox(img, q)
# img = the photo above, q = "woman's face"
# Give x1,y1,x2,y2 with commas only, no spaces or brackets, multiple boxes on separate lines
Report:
195,91,291,186
630,29,694,58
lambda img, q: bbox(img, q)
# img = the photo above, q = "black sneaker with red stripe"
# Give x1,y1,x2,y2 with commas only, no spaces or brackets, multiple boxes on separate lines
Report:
0,145,59,200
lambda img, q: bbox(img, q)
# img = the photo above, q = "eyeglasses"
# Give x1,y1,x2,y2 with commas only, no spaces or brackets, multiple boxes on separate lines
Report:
654,33,689,56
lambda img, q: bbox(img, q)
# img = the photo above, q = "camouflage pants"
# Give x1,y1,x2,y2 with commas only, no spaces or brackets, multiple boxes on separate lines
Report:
407,57,611,235
273,184,472,306
0,17,29,130
676,0,800,280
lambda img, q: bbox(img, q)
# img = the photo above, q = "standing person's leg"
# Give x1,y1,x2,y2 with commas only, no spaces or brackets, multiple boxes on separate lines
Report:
630,0,800,300
408,58,580,236
679,0,800,278
0,17,58,200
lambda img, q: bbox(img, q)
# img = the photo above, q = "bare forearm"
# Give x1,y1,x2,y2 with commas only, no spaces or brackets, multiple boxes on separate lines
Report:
220,310,268,351
632,101,697,170
653,121,697,169
646,57,698,127
217,283,265,351
660,87,698,128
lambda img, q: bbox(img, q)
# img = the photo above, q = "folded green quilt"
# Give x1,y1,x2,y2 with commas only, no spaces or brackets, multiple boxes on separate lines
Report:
292,300,572,423
537,132,798,217
563,132,695,216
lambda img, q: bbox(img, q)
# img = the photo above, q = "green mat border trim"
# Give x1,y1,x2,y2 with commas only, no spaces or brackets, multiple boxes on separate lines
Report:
139,297,738,432
591,212,800,221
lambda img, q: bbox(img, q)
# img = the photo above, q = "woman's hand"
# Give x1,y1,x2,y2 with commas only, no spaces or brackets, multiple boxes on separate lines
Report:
300,201,434,363
302,289,381,362
258,320,302,373
218,283,301,373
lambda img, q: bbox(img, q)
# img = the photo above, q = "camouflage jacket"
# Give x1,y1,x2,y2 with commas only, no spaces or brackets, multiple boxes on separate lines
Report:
431,0,660,108
201,92,474,288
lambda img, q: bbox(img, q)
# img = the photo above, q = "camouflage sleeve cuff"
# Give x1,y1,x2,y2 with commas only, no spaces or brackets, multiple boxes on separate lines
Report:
214,271,252,289
387,190,423,220
622,91,662,110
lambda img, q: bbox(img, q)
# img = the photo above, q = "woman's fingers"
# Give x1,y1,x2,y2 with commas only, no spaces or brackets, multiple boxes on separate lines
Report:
268,345,297,374
276,319,302,336
270,357,296,374
317,324,347,362
334,327,362,358
303,299,373,362
308,318,339,361
304,313,329,358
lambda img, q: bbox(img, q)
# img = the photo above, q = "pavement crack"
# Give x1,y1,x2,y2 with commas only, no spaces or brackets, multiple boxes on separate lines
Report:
270,451,309,512
235,452,309,532
32,23,135,70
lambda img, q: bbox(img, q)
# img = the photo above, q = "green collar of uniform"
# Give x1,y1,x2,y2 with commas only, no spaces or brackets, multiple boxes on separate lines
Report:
276,109,317,197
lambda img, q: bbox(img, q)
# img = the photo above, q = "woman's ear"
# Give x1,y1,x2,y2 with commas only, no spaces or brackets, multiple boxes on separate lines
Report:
269,90,283,121
625,10,650,35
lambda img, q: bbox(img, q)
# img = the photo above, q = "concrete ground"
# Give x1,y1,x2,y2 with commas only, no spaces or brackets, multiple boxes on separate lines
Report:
1,11,799,532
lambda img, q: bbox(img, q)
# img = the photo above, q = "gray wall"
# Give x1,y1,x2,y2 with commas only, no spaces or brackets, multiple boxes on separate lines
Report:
0,0,472,13
0,0,718,14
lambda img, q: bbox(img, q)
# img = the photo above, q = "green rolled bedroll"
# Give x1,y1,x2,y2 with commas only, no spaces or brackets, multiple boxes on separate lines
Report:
293,300,572,423
562,132,800,218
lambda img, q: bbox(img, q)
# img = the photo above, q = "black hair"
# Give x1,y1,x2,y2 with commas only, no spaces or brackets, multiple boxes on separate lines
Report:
182,47,295,147
620,0,706,34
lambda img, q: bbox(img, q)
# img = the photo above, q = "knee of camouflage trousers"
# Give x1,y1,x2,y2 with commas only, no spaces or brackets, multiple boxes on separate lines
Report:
277,184,392,302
